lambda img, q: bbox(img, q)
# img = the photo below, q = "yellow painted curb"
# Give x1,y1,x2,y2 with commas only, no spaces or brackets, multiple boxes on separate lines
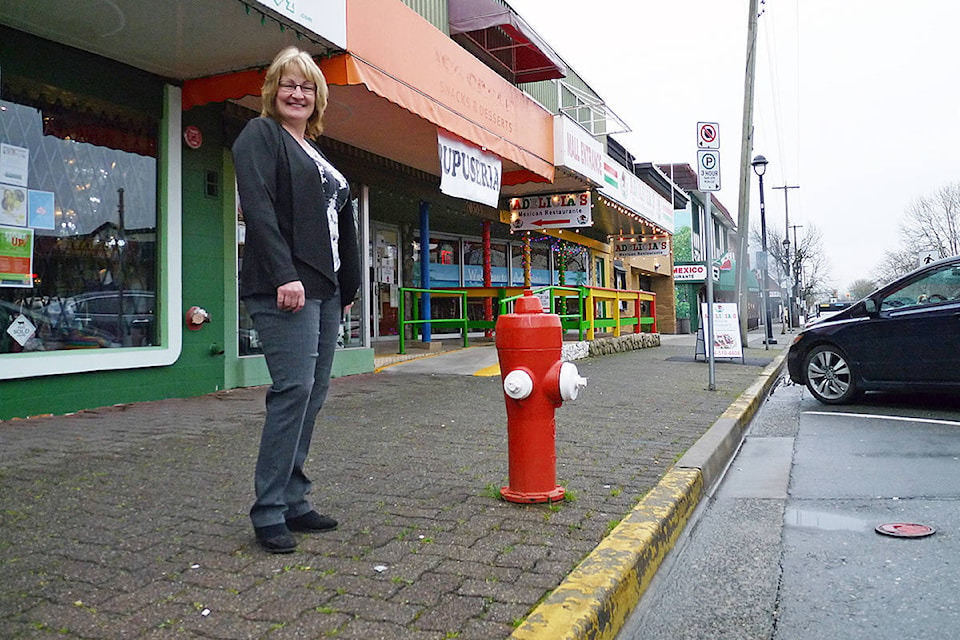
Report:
510,349,788,640
373,349,450,373
510,468,702,640
473,363,501,377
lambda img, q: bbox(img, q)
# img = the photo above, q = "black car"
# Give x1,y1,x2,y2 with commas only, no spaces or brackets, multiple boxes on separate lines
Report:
787,256,960,404
805,300,854,327
62,290,156,347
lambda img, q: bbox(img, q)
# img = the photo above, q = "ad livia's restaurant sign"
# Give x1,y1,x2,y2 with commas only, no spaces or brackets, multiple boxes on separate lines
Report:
508,192,592,231
614,235,670,258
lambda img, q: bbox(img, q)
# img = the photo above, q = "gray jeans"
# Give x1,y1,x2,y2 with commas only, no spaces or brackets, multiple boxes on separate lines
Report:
244,291,342,528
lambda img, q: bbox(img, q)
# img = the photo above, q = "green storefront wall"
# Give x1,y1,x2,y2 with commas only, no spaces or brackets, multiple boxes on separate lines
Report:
0,98,231,419
0,42,372,420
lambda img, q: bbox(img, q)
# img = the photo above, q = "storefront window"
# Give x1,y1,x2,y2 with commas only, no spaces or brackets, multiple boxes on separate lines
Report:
0,97,158,354
463,239,508,286
409,235,462,323
564,252,588,286
511,240,551,286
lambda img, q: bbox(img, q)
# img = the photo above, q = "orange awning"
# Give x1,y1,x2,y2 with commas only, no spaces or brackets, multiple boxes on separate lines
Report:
181,0,554,181
320,53,553,180
330,0,553,181
182,68,264,112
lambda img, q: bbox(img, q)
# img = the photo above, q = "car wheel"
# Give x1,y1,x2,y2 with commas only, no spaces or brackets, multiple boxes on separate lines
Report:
804,344,858,404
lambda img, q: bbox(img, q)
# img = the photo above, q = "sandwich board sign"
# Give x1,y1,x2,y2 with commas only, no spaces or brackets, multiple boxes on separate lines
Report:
699,303,743,360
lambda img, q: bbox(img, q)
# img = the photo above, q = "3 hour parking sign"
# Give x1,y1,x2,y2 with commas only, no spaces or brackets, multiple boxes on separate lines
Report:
697,149,720,192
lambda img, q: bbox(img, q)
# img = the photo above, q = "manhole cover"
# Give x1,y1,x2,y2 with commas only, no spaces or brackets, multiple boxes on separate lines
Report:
875,523,936,538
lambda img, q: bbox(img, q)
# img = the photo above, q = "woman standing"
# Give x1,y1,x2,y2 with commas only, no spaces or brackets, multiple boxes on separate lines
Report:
232,47,361,553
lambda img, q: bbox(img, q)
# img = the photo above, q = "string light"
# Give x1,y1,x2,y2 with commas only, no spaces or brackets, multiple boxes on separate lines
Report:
240,1,307,40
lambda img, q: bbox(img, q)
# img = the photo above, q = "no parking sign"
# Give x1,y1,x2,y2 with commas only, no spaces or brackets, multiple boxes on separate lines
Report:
697,122,719,148
696,122,720,192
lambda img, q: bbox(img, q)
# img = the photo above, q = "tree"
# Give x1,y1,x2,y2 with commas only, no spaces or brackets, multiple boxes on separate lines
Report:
848,278,877,300
672,226,693,263
875,183,960,283
672,226,693,318
751,223,831,312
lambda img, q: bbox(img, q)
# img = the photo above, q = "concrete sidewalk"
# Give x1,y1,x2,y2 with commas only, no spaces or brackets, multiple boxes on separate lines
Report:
0,328,788,639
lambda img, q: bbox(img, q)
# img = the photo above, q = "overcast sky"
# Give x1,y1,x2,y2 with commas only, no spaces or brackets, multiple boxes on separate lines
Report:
506,0,959,293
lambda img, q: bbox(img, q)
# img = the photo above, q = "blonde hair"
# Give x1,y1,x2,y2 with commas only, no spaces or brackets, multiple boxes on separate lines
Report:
260,47,329,139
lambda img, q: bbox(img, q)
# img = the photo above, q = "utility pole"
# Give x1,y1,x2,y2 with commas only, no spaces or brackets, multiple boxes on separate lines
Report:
734,0,761,345
789,223,804,321
772,184,799,328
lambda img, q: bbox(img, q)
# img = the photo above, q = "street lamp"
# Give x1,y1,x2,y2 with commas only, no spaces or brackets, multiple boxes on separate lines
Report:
751,154,775,349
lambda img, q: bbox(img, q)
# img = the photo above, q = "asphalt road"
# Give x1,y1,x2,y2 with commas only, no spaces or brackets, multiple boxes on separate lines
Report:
619,380,960,639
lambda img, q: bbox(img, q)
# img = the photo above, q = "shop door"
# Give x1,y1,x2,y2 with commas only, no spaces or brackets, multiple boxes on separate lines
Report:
372,224,400,339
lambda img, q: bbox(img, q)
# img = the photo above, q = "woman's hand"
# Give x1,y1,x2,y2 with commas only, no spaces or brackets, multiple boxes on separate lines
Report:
277,280,305,312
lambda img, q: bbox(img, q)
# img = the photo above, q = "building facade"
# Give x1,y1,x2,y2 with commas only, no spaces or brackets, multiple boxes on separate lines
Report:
0,0,681,420
660,163,756,333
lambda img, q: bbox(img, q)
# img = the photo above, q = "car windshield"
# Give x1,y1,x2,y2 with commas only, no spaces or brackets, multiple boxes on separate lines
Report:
817,302,851,315
880,264,960,310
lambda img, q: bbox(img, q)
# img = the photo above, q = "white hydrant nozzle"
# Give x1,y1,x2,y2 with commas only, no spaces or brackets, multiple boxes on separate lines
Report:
558,362,587,401
503,369,534,400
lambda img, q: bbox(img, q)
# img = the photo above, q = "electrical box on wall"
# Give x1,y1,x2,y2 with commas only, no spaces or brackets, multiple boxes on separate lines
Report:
205,170,220,198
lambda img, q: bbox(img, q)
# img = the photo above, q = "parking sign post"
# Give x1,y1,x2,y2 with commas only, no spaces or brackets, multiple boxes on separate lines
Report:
697,122,720,390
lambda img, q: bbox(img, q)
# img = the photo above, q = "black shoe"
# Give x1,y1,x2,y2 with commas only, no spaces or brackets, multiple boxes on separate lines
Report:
286,510,338,532
255,523,297,554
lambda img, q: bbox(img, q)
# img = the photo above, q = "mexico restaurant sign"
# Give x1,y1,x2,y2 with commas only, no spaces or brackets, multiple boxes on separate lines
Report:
673,263,707,282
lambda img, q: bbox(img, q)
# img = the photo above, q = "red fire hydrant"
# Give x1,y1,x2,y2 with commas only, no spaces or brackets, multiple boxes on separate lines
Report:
495,290,587,503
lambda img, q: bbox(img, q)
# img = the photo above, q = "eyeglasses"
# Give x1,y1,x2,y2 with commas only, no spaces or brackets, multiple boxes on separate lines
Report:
278,81,317,95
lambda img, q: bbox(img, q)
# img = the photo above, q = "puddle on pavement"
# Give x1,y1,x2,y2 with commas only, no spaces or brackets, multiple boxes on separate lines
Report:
784,507,869,532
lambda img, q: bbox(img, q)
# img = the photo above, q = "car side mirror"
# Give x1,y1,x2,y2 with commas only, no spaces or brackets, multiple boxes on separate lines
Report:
863,299,878,314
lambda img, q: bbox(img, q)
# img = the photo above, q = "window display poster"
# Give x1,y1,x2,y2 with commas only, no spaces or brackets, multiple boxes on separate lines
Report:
0,225,34,287
1,183,28,227
0,143,29,186
700,302,743,359
28,190,55,230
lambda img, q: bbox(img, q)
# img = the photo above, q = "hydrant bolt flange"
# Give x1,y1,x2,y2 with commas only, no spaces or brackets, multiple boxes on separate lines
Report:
503,369,534,400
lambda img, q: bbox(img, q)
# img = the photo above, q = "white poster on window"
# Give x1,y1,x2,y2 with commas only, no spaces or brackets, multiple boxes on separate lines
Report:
438,130,502,208
700,302,743,359
0,144,28,187
0,184,27,227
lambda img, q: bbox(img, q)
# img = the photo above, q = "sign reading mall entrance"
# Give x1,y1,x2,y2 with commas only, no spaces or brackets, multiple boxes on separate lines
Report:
509,192,592,231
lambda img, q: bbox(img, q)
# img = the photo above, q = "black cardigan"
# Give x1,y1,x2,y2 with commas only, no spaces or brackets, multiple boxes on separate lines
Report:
232,117,360,307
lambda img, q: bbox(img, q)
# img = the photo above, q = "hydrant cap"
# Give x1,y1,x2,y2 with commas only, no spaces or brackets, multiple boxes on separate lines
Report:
514,290,543,314
558,362,587,401
503,369,534,400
